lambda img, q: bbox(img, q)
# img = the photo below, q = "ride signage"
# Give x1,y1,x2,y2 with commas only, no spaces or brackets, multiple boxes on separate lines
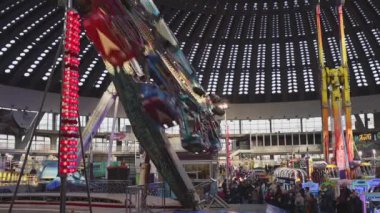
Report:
354,132,380,142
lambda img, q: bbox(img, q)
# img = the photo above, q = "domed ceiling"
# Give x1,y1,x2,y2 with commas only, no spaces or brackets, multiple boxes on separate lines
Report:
0,0,379,103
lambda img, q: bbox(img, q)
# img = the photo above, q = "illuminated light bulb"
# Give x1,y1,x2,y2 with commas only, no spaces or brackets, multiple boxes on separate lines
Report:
60,139,69,145
60,161,68,166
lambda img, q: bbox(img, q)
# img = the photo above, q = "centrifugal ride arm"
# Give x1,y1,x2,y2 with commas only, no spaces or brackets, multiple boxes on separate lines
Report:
76,83,117,166
109,64,200,209
338,3,354,162
316,3,330,163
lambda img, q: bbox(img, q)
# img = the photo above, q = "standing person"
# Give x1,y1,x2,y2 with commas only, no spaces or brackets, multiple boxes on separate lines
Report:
348,191,363,213
270,182,277,193
306,194,318,213
275,184,283,206
295,192,306,213
286,192,295,212
259,181,266,204
336,186,351,213
305,187,311,199
320,187,335,213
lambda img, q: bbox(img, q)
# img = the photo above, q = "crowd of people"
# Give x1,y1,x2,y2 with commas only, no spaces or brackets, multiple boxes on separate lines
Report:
217,167,363,213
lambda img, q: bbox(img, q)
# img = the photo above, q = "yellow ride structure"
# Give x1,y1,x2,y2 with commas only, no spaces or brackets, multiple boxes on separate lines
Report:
316,0,354,179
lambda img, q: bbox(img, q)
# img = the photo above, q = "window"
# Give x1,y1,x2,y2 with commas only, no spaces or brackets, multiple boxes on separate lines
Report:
207,72,219,93
167,10,180,25
255,70,265,94
285,42,298,93
234,16,245,39
312,39,324,64
174,11,191,35
227,45,238,69
327,37,341,67
93,137,111,152
287,68,298,93
272,15,279,38
2,2,60,75
372,28,380,46
344,8,358,27
180,42,185,50
37,113,53,130
346,35,359,60
351,62,368,87
329,6,338,25
299,41,310,66
302,117,322,132
272,119,301,133
255,44,266,94
197,73,204,84
55,114,60,130
240,120,270,134
259,15,267,39
369,59,380,85
224,16,234,39
366,0,380,17
271,43,281,94
367,113,375,129
303,68,315,92
197,43,211,68
188,43,199,64
94,68,107,88
353,2,371,24
307,11,316,34
208,44,225,93
239,70,250,95
211,15,224,38
79,116,87,127
242,44,253,69
81,57,100,87
295,12,305,36
0,134,15,149
357,31,375,58
120,118,131,132
198,15,212,38
223,71,234,95
220,120,240,134
212,45,225,69
183,163,210,180
253,2,258,10
165,125,180,134
246,15,257,39
186,14,201,37
99,117,119,133
284,14,292,37
320,10,332,32
273,2,279,10
30,136,50,151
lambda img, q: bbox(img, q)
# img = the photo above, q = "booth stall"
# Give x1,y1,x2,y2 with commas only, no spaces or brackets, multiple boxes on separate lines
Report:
273,167,307,190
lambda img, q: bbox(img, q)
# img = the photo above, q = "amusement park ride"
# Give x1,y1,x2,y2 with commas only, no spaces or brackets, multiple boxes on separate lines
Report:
74,0,224,209
6,0,379,211
316,0,355,179
272,1,378,202
78,0,224,155
8,0,225,211
73,0,227,209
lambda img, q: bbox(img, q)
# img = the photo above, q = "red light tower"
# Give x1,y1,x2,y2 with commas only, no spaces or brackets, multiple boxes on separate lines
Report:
58,8,81,212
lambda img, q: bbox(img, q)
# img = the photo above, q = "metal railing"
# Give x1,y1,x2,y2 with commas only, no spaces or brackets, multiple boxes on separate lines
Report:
193,179,228,209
